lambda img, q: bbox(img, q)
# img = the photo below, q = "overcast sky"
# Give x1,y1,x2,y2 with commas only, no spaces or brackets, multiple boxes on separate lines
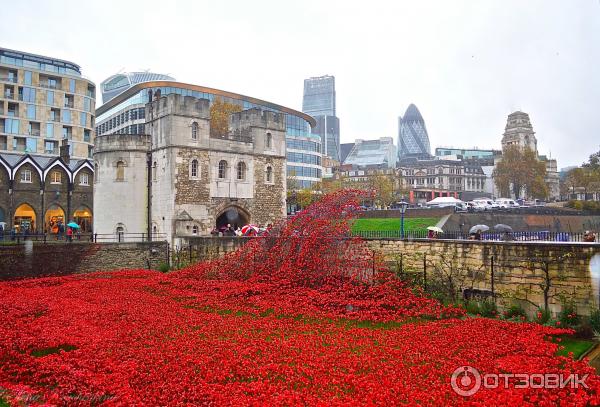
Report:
2,0,599,167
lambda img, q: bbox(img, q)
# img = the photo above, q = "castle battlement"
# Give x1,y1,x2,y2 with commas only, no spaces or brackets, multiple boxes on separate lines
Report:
94,133,151,153
147,93,210,121
230,108,286,132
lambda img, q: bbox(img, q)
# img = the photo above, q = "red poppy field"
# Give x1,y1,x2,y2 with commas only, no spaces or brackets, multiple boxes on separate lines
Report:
1,191,599,405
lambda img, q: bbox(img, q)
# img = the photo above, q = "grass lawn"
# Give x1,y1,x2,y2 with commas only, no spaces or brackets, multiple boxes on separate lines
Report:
556,336,596,359
351,217,440,233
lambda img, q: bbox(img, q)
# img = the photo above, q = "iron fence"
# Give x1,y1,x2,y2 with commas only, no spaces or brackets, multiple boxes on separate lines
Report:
0,232,167,244
351,230,598,242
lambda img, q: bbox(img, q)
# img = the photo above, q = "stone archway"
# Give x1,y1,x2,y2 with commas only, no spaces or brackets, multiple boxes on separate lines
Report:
14,203,37,233
73,206,93,232
216,206,250,230
45,203,65,235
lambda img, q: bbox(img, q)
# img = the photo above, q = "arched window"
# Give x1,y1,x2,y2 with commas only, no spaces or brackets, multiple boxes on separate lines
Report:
192,225,199,235
116,161,125,181
191,122,198,140
266,165,273,183
218,160,228,179
237,161,246,180
191,159,199,178
152,161,157,181
266,132,272,148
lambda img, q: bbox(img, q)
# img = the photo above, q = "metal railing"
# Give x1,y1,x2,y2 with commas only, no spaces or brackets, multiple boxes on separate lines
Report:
351,230,598,242
0,232,167,244
0,76,17,83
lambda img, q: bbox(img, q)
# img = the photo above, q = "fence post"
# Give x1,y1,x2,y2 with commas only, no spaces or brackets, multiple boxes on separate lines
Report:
491,255,495,298
423,254,427,290
189,245,192,263
372,250,376,276
166,243,170,268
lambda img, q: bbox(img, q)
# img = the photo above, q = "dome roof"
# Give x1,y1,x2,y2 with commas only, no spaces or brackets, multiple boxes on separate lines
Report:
402,103,424,122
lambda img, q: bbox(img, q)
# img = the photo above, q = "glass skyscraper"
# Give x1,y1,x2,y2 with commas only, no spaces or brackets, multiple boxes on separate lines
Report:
398,104,431,160
302,75,340,162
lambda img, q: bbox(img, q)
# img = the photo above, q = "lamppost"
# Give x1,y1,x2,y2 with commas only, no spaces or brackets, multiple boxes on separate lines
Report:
399,198,409,239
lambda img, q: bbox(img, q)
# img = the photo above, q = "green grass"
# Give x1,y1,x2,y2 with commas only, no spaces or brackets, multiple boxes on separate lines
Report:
351,217,440,233
0,397,8,407
556,336,596,359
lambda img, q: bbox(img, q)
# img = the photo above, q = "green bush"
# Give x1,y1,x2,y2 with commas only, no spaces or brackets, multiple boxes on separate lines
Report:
558,302,580,328
589,308,600,335
479,300,498,318
158,263,170,273
504,303,527,320
465,300,480,315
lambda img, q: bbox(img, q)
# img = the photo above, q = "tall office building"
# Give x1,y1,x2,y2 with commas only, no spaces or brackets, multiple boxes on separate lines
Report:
302,75,340,162
100,71,174,104
398,103,431,160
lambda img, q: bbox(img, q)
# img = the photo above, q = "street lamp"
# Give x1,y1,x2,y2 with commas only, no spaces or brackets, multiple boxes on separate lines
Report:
399,198,409,239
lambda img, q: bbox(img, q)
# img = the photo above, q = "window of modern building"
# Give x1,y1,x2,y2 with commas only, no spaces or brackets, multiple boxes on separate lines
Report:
83,129,91,143
51,171,61,184
69,79,76,93
20,169,32,183
24,71,32,85
26,138,37,153
116,161,125,181
47,77,57,89
237,161,246,180
266,165,273,183
266,132,272,148
80,112,86,127
62,126,72,139
64,94,74,108
5,118,19,134
26,105,36,120
44,140,57,154
62,110,71,124
218,160,227,179
80,172,89,185
46,91,54,105
190,159,199,178
83,97,91,112
19,87,35,103
191,122,198,140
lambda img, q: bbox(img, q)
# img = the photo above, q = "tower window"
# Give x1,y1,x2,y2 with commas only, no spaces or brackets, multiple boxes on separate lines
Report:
116,161,125,181
191,159,199,178
237,161,246,180
218,160,228,179
191,122,198,140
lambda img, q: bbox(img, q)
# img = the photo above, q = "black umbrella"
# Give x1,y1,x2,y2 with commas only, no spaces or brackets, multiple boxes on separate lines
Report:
494,224,513,233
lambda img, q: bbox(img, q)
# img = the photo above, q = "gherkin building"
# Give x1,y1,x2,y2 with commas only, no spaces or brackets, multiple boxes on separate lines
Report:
398,104,431,159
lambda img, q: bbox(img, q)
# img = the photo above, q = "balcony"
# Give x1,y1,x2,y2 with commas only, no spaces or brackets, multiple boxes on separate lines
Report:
39,83,59,89
3,93,15,100
28,130,41,137
0,76,17,83
64,102,74,109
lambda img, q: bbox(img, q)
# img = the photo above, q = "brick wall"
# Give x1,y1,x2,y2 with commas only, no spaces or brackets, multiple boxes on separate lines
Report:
0,241,168,281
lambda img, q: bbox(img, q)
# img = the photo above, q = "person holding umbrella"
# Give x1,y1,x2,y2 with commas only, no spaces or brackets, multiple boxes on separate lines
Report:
66,222,80,243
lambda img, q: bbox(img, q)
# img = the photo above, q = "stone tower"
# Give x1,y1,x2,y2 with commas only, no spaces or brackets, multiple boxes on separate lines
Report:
501,111,537,153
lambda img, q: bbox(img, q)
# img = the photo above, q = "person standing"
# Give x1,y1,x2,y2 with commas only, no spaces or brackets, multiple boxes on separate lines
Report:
66,226,73,242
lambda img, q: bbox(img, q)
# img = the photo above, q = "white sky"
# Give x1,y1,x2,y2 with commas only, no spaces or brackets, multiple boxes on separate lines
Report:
2,0,599,167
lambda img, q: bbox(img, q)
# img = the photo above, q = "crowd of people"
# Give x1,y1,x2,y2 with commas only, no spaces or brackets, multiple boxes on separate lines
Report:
210,224,273,237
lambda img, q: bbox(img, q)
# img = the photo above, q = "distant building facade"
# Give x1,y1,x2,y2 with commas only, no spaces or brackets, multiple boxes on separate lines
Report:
0,146,93,234
96,81,320,190
94,94,287,244
100,71,175,104
343,137,397,169
435,147,500,160
398,104,431,160
0,47,96,160
499,111,559,200
302,75,340,162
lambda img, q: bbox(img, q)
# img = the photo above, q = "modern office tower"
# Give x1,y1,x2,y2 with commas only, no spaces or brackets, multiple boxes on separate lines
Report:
398,103,431,160
100,71,175,104
0,47,96,159
302,75,340,161
96,80,322,189
343,137,397,169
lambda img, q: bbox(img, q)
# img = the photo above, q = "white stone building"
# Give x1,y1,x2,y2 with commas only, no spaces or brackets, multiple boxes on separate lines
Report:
94,94,287,244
